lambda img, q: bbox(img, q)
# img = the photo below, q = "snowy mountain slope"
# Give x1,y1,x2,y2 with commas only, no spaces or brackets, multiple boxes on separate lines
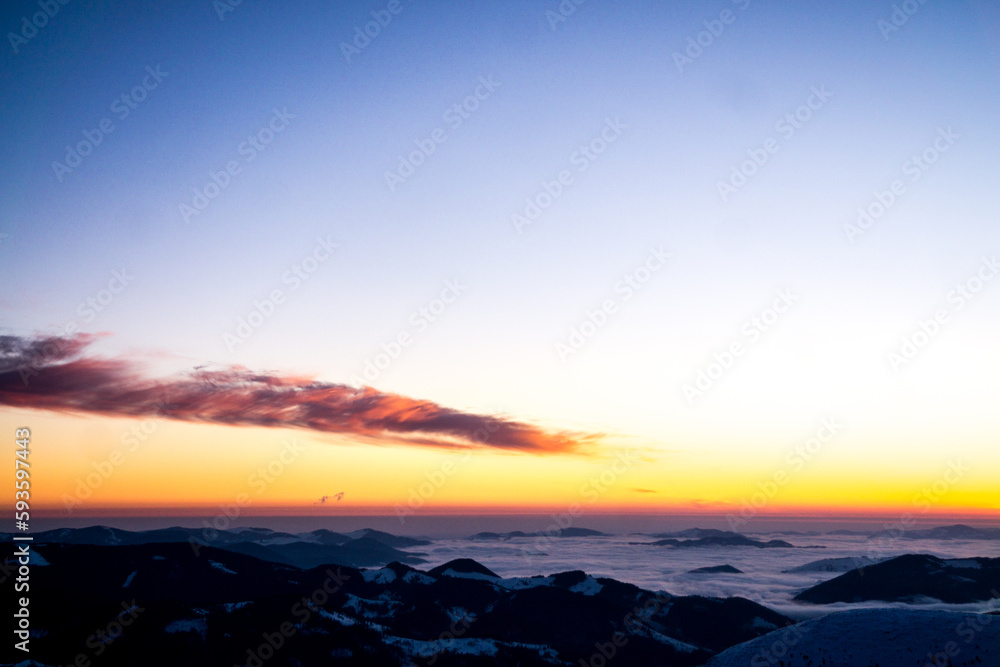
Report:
706,608,1000,667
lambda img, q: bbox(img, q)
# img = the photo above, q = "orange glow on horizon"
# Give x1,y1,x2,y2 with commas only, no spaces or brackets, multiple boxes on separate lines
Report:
4,407,998,523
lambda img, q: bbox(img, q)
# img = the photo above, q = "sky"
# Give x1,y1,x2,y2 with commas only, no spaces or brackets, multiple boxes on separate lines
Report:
1,0,999,522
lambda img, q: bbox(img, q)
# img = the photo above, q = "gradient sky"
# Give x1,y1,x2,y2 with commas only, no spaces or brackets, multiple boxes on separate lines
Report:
1,0,999,519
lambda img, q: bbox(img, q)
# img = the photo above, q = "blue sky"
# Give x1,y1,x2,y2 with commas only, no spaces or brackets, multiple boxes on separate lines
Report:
2,0,999,513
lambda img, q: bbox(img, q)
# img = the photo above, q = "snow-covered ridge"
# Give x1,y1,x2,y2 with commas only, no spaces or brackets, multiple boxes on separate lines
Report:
707,608,1000,667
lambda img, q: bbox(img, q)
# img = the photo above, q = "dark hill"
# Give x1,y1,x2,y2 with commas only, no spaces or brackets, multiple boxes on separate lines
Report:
795,554,1000,604
19,541,793,667
427,558,499,578
688,565,744,574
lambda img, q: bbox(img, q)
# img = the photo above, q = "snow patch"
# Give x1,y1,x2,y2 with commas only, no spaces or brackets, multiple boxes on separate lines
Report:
209,560,237,575
317,608,358,627
388,636,562,663
164,619,207,637
496,576,553,590
708,608,1000,667
946,559,983,570
403,570,435,585
569,577,604,596
387,636,499,660
439,568,498,581
343,593,399,620
361,568,397,584
748,616,777,631
784,556,883,573
445,607,473,623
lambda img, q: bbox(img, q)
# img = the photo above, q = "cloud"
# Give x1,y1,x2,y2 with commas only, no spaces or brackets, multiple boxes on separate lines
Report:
314,492,344,504
0,334,599,454
631,488,657,494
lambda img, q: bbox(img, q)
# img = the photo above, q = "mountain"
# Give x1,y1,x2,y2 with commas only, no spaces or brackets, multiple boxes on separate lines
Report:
1,525,425,569
688,565,743,574
650,528,739,539
296,528,352,545
783,556,885,574
706,608,1000,667
14,541,793,667
220,535,425,568
893,524,1000,540
553,527,607,537
634,535,801,549
469,527,607,540
343,528,432,547
795,554,1000,604
650,528,738,539
427,558,500,579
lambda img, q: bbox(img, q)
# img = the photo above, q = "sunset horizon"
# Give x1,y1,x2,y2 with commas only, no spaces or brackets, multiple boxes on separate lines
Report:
2,1,998,665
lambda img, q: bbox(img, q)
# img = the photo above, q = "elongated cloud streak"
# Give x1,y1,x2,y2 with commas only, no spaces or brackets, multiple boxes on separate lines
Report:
0,334,598,454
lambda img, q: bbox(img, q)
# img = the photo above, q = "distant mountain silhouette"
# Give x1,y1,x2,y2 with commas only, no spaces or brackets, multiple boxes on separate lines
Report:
4,525,424,569
825,529,872,536
469,527,607,540
650,528,738,539
688,565,743,574
707,608,1000,667
783,556,885,573
427,558,500,579
343,528,432,547
633,535,803,549
882,524,1000,541
795,554,1000,604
